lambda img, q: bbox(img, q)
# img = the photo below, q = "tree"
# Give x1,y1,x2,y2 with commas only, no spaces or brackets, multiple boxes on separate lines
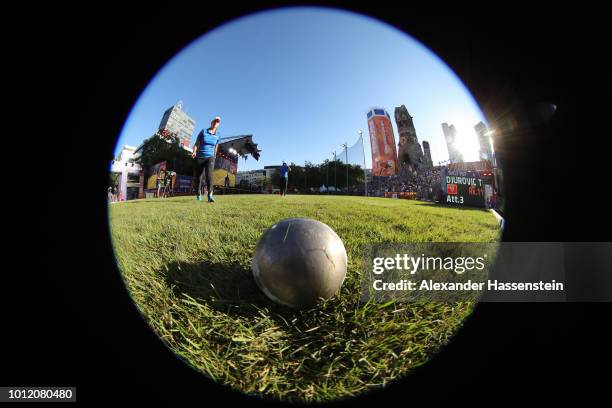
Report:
288,162,304,191
260,160,366,194
134,131,194,176
268,169,280,188
109,172,120,188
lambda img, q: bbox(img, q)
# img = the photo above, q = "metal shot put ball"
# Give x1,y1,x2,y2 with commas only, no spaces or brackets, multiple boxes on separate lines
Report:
252,218,348,309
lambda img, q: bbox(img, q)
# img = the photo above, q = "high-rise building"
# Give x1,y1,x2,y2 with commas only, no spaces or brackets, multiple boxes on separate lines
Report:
474,121,494,163
367,107,398,177
394,105,427,170
441,123,464,164
158,101,196,148
422,141,433,167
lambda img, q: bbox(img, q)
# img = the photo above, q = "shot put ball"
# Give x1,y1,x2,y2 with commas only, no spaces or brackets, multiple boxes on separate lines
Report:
252,218,347,309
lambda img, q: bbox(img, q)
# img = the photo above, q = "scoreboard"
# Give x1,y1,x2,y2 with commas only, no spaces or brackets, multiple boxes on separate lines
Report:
442,169,487,207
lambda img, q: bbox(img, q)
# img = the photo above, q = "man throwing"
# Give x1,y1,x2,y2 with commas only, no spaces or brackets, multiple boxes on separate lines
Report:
279,161,290,196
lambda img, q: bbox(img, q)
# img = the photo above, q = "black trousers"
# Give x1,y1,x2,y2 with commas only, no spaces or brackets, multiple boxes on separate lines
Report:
279,176,288,195
195,157,215,196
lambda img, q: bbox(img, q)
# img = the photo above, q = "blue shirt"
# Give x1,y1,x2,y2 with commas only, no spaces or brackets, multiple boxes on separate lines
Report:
280,163,289,178
195,129,219,158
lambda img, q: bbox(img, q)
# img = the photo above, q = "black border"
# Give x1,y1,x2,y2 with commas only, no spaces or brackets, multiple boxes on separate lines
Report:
13,1,611,405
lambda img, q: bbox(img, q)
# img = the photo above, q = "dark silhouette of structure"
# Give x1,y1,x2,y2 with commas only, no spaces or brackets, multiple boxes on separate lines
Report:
394,105,430,170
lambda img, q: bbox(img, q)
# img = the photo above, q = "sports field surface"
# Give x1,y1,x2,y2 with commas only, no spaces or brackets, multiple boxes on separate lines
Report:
109,194,500,402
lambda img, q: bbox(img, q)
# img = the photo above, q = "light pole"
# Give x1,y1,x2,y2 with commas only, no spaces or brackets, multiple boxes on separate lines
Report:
333,151,337,194
358,130,367,196
326,158,329,194
346,143,349,191
304,160,307,192
341,143,348,193
485,128,499,191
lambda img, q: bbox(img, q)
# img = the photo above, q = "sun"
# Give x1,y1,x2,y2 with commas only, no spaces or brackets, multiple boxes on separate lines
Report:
448,118,481,162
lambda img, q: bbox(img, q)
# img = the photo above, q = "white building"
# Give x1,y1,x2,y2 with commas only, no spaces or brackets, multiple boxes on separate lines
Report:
110,145,142,201
236,169,266,187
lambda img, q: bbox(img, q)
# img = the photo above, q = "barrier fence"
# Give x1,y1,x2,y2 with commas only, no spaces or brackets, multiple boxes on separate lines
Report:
384,191,418,199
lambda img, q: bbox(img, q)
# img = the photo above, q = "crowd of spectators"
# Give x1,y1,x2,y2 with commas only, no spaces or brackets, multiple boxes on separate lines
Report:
372,164,444,201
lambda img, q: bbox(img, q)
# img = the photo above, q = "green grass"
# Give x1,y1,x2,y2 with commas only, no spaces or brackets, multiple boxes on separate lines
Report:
109,195,500,402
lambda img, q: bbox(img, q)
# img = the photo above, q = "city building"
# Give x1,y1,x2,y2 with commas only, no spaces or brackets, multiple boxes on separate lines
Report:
263,165,282,180
394,105,428,170
110,145,142,201
158,101,196,148
441,122,464,164
236,166,279,190
474,121,494,164
236,169,266,187
367,107,398,177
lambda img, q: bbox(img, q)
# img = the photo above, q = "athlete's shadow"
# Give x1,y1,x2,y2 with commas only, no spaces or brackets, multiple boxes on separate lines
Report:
163,258,275,317
163,258,341,326
163,258,362,373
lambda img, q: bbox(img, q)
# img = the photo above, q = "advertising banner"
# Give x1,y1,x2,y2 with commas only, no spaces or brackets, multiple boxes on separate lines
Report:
215,154,237,175
146,161,167,190
214,154,237,187
368,114,398,177
447,160,492,172
213,169,235,187
175,175,194,193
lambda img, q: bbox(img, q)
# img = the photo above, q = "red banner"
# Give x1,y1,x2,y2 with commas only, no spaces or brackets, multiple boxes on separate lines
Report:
368,114,398,177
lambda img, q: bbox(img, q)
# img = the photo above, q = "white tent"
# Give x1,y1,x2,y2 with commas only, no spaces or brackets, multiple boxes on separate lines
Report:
320,185,327,193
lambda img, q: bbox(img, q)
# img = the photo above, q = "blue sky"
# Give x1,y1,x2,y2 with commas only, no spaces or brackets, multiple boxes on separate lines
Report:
116,7,487,171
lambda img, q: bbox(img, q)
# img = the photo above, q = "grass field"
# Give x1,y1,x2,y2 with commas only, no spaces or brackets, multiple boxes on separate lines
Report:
109,195,500,402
